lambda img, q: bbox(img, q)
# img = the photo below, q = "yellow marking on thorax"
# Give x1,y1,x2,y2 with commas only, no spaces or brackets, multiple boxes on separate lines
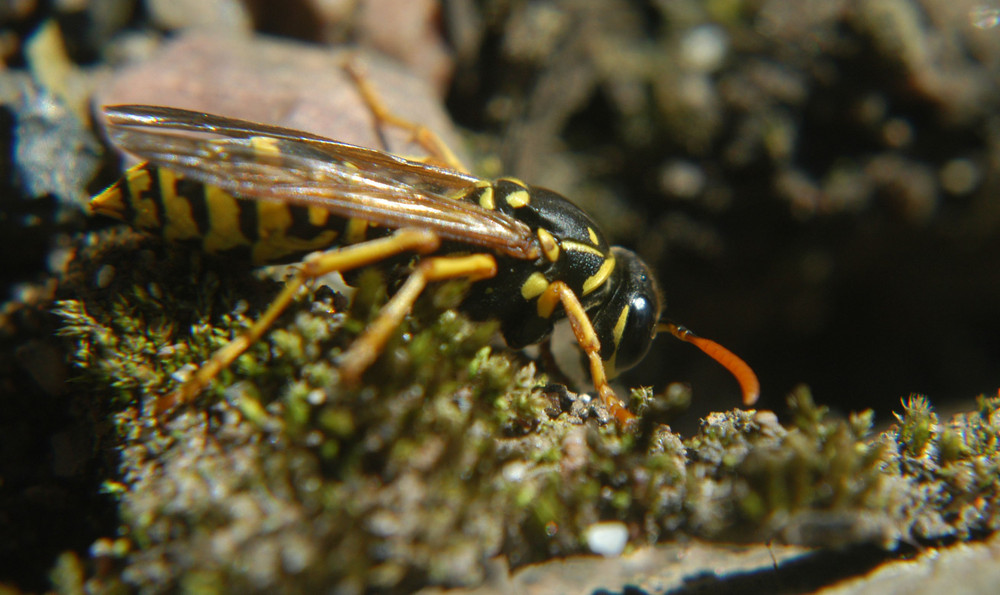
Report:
537,228,560,262
520,271,550,300
125,167,159,229
582,254,616,295
560,240,606,258
587,227,600,245
158,168,200,241
498,177,531,208
201,186,248,254
477,183,495,210
505,189,530,208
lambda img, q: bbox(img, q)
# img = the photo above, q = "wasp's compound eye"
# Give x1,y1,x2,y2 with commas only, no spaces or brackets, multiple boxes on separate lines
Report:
593,247,662,376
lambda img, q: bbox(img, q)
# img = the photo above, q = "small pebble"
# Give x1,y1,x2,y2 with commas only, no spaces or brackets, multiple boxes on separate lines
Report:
585,521,628,557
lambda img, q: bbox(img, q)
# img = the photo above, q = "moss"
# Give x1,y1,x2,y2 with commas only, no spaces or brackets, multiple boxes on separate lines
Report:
57,231,537,591
54,230,1000,592
881,394,1000,542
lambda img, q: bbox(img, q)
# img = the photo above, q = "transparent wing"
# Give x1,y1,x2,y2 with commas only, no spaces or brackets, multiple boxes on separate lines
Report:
103,105,539,260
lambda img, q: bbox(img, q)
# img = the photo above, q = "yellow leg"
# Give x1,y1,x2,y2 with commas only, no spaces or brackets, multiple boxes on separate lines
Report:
343,61,468,173
543,281,635,427
155,228,442,417
338,253,497,383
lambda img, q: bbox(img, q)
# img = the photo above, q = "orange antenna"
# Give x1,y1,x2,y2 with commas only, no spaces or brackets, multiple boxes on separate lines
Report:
658,322,760,406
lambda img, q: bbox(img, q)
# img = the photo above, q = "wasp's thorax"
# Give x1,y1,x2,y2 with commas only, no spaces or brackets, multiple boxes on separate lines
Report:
460,179,660,375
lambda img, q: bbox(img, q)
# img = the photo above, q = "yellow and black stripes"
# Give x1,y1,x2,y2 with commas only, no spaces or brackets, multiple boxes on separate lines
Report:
92,163,349,264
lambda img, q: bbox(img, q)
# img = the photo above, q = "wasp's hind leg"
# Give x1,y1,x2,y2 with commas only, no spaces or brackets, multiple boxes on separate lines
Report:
343,61,467,173
155,229,443,418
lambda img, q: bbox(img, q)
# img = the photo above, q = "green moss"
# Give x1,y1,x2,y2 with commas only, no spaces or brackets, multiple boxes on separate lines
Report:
881,394,1000,541
55,231,1000,592
895,394,937,457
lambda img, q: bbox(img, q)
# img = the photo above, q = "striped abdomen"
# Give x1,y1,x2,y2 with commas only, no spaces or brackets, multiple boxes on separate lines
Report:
91,163,351,264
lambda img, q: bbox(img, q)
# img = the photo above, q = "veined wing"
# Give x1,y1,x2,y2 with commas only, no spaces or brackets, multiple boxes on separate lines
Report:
103,105,540,260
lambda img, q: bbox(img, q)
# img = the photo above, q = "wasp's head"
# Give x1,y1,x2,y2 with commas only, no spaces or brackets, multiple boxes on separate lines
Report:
591,247,662,377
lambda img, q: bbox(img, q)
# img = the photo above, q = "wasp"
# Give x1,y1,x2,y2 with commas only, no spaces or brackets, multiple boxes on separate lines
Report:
90,69,759,426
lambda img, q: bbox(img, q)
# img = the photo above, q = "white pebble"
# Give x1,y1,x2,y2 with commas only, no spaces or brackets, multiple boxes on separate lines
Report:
585,521,629,557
